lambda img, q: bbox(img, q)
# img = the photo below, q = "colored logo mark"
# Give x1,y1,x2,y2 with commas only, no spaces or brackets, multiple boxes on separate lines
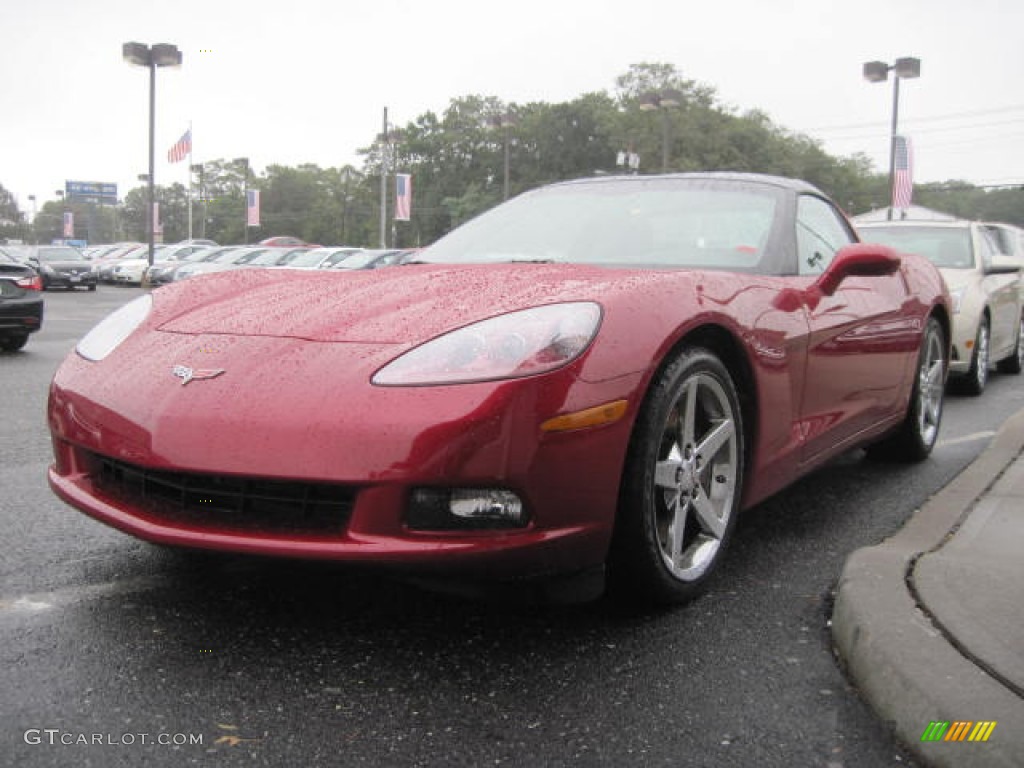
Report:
921,721,997,742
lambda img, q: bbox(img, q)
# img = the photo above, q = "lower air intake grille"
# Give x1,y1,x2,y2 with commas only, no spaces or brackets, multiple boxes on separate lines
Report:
91,453,354,536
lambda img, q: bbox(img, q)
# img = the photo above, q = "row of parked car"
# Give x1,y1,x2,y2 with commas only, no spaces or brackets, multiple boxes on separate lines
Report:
73,240,416,288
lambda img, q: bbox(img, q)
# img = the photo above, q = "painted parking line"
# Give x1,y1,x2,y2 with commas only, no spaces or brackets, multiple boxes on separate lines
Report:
937,430,996,448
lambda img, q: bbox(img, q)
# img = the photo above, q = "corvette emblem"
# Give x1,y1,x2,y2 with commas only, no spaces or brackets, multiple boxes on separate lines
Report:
171,364,226,386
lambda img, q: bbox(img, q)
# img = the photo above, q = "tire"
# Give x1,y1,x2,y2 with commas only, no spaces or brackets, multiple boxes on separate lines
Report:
996,315,1023,375
0,334,29,352
960,317,990,396
868,316,946,462
610,348,744,605
87,283,97,292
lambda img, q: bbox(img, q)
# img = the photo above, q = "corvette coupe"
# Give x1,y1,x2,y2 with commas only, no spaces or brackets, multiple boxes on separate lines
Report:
48,174,951,604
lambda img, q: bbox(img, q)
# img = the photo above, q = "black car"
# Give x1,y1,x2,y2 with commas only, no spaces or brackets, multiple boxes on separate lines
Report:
0,250,44,352
29,245,97,290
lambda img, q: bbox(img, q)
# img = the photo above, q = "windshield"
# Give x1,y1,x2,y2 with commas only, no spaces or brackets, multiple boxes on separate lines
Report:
859,226,974,269
419,178,778,270
38,247,86,262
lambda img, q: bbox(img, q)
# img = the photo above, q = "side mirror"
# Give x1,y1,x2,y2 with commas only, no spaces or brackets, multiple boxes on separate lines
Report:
814,243,901,296
986,254,1023,276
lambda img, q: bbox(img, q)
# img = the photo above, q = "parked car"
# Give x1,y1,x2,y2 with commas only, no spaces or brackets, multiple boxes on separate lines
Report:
258,236,316,247
113,244,209,286
857,219,1023,394
277,247,363,270
980,221,1024,305
146,246,239,287
47,173,950,604
92,243,147,283
28,246,98,291
171,247,271,281
0,250,44,351
327,249,415,271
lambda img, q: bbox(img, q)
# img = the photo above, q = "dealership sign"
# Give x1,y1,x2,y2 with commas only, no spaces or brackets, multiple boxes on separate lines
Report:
65,181,118,205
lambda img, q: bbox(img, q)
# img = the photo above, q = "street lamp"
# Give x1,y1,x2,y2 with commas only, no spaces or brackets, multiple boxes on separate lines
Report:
638,89,682,173
191,163,205,240
234,157,250,243
123,42,182,265
27,195,36,243
377,108,403,248
863,57,920,220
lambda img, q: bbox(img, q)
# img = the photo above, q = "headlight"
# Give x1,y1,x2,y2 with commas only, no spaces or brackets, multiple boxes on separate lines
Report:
372,302,602,386
949,286,966,314
76,294,152,361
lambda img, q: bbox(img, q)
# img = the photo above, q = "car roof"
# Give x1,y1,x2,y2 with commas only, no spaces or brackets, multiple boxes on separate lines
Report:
857,219,974,229
551,171,825,196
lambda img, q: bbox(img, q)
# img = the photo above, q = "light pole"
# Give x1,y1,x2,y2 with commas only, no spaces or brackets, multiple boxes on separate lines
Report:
863,57,920,220
377,109,402,248
488,109,517,200
122,42,182,265
234,157,250,243
191,163,205,240
638,89,682,173
27,195,36,243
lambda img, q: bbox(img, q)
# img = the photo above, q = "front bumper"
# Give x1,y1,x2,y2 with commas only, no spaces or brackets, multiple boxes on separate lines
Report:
48,332,638,580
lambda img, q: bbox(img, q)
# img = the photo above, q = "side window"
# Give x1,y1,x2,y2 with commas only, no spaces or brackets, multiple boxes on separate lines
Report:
977,229,998,270
796,195,856,275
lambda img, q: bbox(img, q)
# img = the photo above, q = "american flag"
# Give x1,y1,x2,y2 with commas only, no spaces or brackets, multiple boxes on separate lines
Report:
395,174,412,221
892,135,913,210
246,190,260,227
167,129,191,163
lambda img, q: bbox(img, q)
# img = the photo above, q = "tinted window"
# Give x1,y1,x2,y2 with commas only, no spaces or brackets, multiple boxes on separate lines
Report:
796,196,855,275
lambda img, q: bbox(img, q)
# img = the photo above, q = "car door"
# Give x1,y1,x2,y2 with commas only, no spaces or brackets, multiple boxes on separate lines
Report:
794,195,918,465
976,227,1021,359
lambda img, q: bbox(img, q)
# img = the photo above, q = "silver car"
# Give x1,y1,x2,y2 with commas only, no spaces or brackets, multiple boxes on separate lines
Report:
857,219,1023,394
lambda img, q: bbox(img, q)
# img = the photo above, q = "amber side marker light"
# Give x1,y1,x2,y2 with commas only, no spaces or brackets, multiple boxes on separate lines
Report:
541,400,629,433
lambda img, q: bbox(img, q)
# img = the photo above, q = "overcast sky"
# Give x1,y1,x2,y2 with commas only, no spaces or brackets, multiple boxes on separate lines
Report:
4,0,1023,214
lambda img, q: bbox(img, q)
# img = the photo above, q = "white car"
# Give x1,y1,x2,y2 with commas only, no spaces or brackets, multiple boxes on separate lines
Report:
857,219,1023,394
172,247,271,281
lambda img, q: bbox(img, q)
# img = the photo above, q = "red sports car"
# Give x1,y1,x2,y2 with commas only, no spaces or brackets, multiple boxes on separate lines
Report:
47,174,950,604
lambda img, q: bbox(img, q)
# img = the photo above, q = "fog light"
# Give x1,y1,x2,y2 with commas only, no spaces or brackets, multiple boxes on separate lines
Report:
407,488,527,530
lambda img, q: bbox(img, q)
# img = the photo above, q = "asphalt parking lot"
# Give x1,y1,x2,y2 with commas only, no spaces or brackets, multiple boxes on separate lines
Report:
3,286,1023,767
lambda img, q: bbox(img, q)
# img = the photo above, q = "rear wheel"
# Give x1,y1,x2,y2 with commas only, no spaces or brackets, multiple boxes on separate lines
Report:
996,315,1023,374
960,318,989,396
0,334,29,352
869,316,946,461
611,348,744,605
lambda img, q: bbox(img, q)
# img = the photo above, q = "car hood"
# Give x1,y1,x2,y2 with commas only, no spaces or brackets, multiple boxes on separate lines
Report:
154,263,667,344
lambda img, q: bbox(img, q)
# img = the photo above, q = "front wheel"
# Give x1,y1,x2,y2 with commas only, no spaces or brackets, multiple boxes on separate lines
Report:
869,316,946,461
610,348,744,605
960,317,989,396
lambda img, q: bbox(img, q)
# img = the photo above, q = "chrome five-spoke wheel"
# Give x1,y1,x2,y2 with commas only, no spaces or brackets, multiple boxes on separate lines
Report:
613,348,744,604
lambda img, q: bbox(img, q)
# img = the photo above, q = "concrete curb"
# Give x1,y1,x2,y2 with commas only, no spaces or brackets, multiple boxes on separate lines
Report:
832,407,1024,768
